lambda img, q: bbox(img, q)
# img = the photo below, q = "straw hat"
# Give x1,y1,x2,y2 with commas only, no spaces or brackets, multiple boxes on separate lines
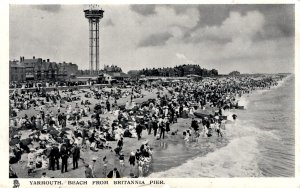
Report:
13,135,20,139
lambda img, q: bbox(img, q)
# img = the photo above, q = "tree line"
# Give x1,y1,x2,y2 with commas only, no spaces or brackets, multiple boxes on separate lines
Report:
128,64,218,77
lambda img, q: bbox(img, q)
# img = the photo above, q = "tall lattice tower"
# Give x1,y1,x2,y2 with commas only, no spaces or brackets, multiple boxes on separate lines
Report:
84,5,104,75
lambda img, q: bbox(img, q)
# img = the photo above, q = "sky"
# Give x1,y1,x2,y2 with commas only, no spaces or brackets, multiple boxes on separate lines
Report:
9,4,295,74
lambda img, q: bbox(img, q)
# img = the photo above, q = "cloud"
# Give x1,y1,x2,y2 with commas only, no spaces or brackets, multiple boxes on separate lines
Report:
138,32,172,47
194,4,294,40
104,18,114,27
134,6,199,47
176,53,195,64
130,5,156,16
189,11,265,42
9,5,294,74
176,53,186,59
31,5,62,13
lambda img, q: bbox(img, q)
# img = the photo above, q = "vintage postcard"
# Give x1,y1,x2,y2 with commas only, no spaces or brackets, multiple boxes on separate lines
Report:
1,1,299,188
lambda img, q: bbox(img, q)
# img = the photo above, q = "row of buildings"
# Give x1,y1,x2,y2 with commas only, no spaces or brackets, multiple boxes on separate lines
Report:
9,56,78,82
74,65,130,84
9,57,131,84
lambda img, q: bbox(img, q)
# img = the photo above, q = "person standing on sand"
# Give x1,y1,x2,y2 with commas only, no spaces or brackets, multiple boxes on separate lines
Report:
53,143,60,170
92,157,97,177
119,152,125,174
48,144,58,171
129,151,136,172
117,137,123,148
60,144,70,173
165,117,170,134
159,120,166,139
148,118,153,135
71,143,80,169
106,100,110,112
102,156,108,177
136,123,143,140
152,117,158,137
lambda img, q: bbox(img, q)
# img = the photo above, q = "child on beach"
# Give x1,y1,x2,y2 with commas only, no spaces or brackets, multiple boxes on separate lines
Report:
102,156,108,177
129,151,136,173
27,148,36,175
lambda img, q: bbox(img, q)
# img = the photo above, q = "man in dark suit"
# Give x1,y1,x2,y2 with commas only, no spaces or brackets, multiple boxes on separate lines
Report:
107,167,121,178
136,124,143,140
48,145,55,171
72,143,80,169
60,144,70,173
49,143,60,170
159,121,166,139
53,143,60,170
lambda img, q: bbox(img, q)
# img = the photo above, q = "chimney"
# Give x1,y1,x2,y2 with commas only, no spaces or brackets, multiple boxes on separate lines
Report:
20,56,22,62
47,59,50,62
33,56,35,59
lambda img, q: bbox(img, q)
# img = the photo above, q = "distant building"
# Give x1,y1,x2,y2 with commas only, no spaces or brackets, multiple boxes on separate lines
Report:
9,60,25,82
98,71,129,84
107,72,129,81
103,65,122,73
57,62,78,80
15,56,78,81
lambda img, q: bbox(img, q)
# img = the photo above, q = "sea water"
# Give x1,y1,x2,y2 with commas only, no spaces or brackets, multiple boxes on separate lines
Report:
150,75,295,177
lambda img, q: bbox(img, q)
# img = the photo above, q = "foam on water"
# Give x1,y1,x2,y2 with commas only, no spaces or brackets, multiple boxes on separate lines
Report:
236,97,249,109
149,118,280,178
149,137,261,177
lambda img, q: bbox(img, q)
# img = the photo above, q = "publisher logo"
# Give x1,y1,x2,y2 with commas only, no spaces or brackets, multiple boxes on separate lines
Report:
13,179,20,188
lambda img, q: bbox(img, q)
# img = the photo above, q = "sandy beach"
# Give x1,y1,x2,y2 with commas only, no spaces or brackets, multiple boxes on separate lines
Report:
10,86,198,178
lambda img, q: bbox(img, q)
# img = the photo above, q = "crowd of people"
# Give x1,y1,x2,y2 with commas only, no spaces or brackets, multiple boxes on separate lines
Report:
9,74,283,178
